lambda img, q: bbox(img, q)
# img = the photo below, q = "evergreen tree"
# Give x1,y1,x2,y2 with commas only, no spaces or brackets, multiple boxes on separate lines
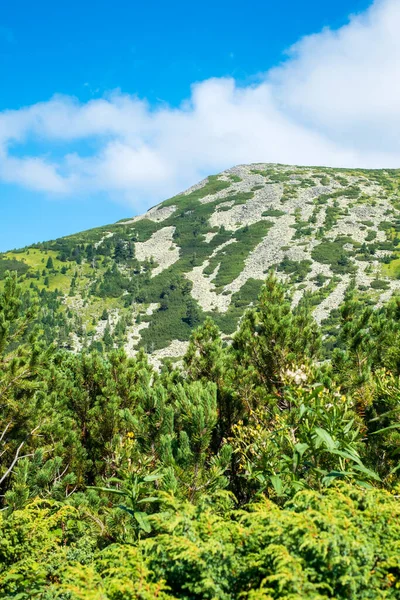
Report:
0,274,51,494
183,298,201,327
114,238,128,262
103,324,114,350
233,272,321,404
184,318,238,445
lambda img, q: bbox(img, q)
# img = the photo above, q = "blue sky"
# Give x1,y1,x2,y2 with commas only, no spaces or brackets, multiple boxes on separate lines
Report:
0,0,395,251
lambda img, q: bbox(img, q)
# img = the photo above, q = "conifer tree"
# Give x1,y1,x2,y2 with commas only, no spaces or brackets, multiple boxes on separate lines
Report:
184,318,239,446
233,272,321,405
0,273,51,495
184,298,201,327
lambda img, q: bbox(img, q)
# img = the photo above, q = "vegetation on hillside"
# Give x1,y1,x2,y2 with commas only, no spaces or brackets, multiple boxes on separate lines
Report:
2,164,400,356
1,271,400,597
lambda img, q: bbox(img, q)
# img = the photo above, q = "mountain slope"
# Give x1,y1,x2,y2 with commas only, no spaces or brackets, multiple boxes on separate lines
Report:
2,163,400,365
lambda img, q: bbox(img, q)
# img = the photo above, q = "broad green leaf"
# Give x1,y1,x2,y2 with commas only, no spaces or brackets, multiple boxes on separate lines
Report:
314,427,336,450
143,474,162,482
324,470,348,479
294,442,309,457
352,463,381,481
369,407,400,422
330,448,362,466
343,418,355,434
390,462,400,475
270,475,284,497
355,480,374,489
322,471,349,486
370,423,400,435
87,486,126,496
134,511,152,532
137,496,158,503
118,505,135,517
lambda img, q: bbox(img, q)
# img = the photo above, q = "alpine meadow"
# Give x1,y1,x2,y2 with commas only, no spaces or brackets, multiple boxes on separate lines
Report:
1,164,400,597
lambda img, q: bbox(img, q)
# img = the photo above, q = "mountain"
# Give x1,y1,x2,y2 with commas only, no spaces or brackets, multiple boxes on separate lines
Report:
2,163,400,366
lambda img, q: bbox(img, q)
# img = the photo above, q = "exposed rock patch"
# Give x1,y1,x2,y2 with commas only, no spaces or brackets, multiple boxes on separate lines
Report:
313,277,351,325
135,226,180,276
149,340,190,371
125,303,159,356
127,204,177,224
225,215,296,296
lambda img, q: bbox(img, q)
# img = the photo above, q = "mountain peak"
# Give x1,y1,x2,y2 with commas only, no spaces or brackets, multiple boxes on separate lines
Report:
1,163,400,367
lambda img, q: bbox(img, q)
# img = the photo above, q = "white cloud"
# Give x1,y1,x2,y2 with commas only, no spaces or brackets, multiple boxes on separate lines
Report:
0,0,399,212
270,0,400,153
0,148,69,193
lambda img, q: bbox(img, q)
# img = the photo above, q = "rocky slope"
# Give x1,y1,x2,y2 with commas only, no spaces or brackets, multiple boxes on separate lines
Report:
2,163,400,366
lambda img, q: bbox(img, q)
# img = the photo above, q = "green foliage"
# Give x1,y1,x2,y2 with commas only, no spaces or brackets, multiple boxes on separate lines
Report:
46,256,54,269
3,487,400,599
162,174,230,208
311,237,357,273
204,221,273,288
96,264,131,298
262,208,285,217
0,258,29,279
218,190,254,208
140,285,205,352
0,273,400,597
144,485,400,599
251,168,292,183
233,272,321,397
212,278,265,334
183,298,202,327
232,380,378,497
371,279,390,290
5,164,400,353
228,173,242,183
277,257,312,282
5,164,400,597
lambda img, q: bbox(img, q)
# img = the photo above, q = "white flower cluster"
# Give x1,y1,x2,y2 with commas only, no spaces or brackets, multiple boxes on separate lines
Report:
285,367,308,385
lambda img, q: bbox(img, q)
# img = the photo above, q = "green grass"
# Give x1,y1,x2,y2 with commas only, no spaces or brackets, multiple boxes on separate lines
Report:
382,257,400,279
0,249,92,294
4,248,60,269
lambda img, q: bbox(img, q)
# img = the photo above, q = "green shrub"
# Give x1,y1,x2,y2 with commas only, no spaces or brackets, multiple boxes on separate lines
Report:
370,279,390,290
262,208,285,217
0,259,29,279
